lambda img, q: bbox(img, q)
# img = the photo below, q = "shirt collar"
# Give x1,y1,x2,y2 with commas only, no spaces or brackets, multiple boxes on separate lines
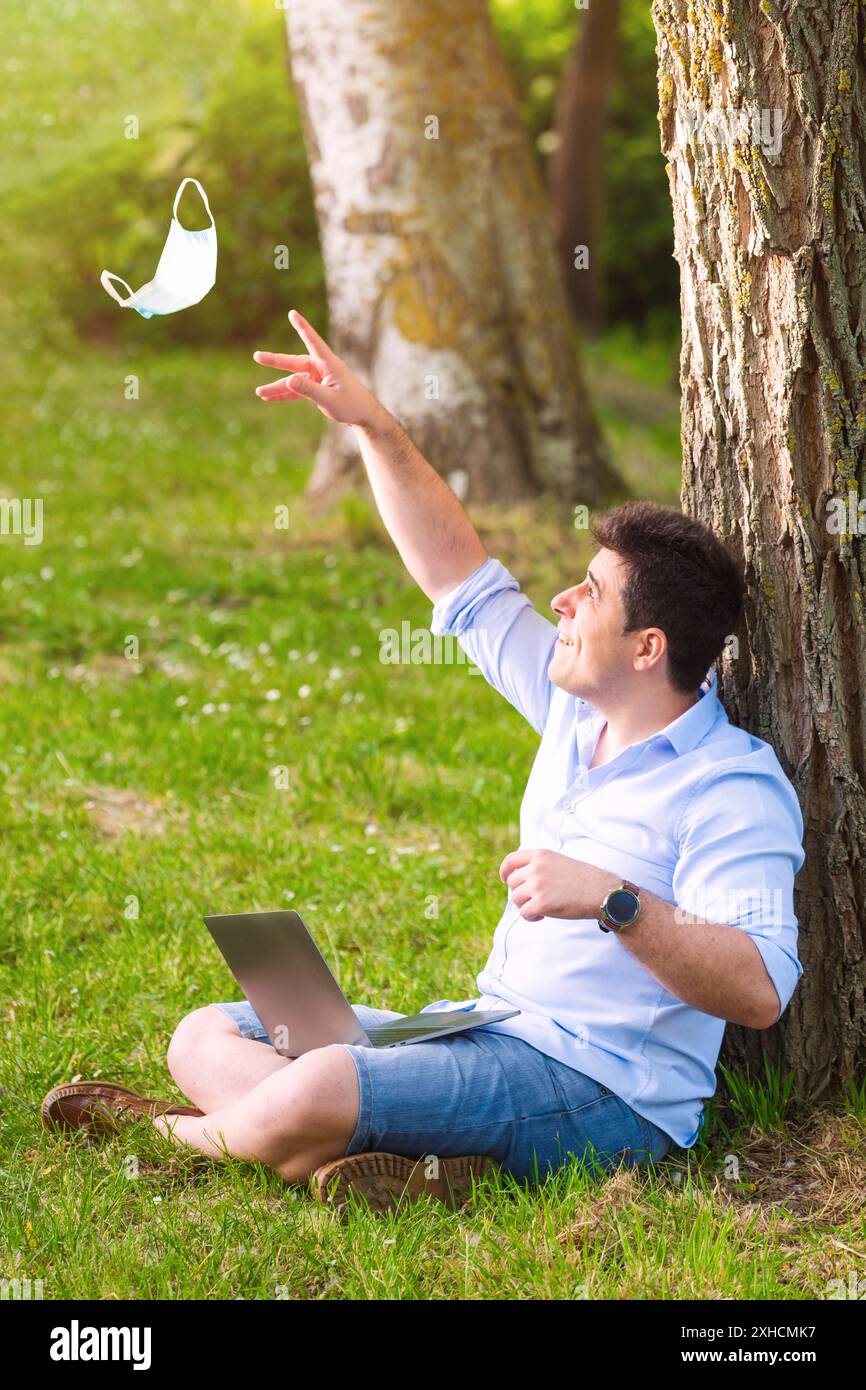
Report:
577,666,722,757
656,666,720,754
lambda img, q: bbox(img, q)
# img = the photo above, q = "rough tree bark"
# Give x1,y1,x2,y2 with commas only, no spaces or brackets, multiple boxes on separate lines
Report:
549,0,621,330
652,0,866,1101
284,0,621,512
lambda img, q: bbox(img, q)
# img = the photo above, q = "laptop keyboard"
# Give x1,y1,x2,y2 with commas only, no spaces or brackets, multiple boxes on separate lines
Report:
367,1010,499,1045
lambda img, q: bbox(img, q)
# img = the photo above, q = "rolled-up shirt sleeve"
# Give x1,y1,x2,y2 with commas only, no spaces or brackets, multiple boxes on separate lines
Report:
671,764,806,1021
430,556,558,735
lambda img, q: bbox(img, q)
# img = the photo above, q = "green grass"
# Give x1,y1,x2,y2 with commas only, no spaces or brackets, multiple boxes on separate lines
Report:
1,340,863,1300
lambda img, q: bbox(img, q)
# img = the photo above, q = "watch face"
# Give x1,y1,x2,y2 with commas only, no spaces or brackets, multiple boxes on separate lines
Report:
605,888,639,926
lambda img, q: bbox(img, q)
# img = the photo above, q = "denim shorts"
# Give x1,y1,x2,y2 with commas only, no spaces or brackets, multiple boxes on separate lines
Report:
213,999,674,1186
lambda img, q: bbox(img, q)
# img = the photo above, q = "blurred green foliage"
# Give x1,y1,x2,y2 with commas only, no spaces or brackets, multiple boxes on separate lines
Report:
492,0,678,337
0,0,676,352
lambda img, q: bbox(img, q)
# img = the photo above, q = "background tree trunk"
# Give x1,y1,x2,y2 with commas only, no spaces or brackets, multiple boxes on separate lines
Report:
284,0,622,513
549,0,621,331
652,0,866,1101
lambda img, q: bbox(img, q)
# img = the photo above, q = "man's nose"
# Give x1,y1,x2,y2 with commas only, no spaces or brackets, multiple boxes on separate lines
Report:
551,585,580,617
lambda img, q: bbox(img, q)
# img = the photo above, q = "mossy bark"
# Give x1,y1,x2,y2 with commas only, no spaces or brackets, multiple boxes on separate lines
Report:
284,0,621,513
653,0,866,1099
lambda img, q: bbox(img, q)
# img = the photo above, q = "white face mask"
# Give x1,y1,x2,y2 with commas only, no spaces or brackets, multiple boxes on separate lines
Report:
100,177,217,318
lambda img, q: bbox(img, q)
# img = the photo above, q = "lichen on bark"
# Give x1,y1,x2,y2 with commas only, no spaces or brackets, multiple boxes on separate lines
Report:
653,0,866,1097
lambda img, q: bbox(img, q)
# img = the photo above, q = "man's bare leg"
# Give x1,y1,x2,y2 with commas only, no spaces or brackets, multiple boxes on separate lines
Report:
153,1042,360,1183
166,1005,291,1112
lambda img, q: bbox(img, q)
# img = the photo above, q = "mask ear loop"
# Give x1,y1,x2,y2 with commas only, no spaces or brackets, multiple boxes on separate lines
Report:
172,177,215,229
100,270,136,305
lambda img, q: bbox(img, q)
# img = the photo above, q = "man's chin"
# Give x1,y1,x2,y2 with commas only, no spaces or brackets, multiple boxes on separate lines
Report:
548,661,587,701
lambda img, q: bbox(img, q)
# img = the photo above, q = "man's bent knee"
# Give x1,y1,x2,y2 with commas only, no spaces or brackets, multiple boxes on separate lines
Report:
166,1004,237,1081
251,1045,360,1171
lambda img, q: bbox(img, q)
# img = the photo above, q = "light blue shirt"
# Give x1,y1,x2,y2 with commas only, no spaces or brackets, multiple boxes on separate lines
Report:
418,556,805,1149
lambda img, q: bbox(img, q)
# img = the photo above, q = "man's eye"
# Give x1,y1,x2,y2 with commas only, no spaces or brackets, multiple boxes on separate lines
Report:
587,585,595,600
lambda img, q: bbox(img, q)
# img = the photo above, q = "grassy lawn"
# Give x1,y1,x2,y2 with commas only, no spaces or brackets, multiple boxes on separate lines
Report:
1,341,863,1300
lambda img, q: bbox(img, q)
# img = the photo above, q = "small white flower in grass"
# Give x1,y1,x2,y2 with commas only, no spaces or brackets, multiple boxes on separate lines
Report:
395,846,417,855
48,667,60,678
298,684,311,698
306,651,319,663
393,717,408,733
109,708,121,718
73,535,88,549
366,845,377,855
202,703,216,714
283,890,296,901
340,692,353,704
299,716,311,725
218,702,231,713
349,645,361,657
175,695,188,707
354,691,365,702
288,649,300,661
426,842,441,852
258,642,270,655
364,823,378,835
147,616,159,629
329,667,343,680
264,689,281,701
40,566,54,581
330,844,343,853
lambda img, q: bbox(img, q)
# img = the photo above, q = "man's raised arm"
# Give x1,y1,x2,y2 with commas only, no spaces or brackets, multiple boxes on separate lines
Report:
254,310,487,602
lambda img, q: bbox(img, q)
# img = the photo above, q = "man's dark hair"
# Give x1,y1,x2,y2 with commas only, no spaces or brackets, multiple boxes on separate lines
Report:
589,500,744,695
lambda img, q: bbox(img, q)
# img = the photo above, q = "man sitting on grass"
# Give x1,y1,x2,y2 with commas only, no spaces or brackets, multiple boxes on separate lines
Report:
43,310,805,1216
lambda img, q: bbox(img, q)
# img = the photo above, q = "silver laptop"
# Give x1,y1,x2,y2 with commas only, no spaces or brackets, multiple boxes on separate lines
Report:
203,909,520,1057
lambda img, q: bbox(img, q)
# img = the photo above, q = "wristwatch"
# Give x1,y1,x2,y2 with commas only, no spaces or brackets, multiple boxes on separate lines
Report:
598,879,641,933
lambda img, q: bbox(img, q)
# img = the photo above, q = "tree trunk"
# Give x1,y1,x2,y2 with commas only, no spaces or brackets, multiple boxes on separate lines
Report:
284,0,622,513
549,0,621,331
652,0,866,1102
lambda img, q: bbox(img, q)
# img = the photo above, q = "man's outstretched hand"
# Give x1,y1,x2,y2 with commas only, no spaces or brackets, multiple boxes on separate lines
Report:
253,309,383,430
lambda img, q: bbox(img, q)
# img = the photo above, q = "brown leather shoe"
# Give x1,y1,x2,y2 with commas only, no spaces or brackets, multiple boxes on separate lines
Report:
313,1151,500,1215
41,1081,203,1136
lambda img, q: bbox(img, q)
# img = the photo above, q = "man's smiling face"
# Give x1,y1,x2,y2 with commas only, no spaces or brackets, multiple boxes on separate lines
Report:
547,547,632,701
